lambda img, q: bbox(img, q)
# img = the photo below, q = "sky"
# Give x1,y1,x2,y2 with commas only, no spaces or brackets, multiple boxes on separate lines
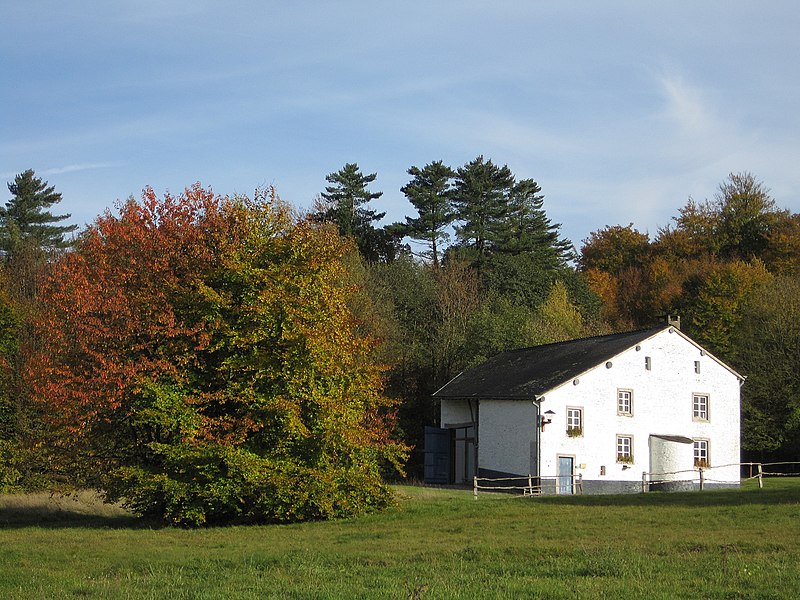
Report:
3,1,800,250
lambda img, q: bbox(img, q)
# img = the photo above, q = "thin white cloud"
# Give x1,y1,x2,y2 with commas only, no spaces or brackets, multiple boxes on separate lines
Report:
657,71,716,137
43,162,124,176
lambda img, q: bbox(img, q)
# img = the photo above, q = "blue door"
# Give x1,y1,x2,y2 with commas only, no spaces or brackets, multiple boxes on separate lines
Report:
558,456,574,495
423,427,451,484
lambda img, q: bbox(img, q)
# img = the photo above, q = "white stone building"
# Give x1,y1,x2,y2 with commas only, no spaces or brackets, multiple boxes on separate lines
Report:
424,323,743,494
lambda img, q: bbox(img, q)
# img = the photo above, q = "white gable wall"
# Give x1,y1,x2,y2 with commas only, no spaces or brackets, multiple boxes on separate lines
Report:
478,400,538,477
538,327,740,488
440,398,476,427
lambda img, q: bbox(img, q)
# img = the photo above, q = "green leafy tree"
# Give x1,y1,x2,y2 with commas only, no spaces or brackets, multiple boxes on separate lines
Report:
399,161,455,267
682,259,772,358
715,173,783,261
0,284,20,491
2,169,77,253
533,280,586,343
734,276,800,458
480,253,555,309
580,224,651,275
0,170,76,490
657,173,789,265
462,295,540,367
29,185,408,525
362,257,442,474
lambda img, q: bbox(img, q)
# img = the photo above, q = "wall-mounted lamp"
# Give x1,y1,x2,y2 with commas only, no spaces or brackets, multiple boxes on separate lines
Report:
540,410,555,432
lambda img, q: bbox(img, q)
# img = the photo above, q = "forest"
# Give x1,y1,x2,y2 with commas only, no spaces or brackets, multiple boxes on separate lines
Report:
0,162,798,525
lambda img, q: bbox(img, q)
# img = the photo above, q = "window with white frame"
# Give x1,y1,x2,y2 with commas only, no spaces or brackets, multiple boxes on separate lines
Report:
693,394,709,421
566,407,583,436
616,435,633,463
693,440,709,467
617,389,633,416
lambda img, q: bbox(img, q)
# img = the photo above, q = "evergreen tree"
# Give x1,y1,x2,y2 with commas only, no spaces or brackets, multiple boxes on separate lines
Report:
313,163,395,262
399,161,455,267
451,156,514,260
2,169,77,253
498,178,573,265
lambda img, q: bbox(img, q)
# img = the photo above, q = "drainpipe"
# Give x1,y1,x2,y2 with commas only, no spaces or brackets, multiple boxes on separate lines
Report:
534,396,542,479
475,400,480,478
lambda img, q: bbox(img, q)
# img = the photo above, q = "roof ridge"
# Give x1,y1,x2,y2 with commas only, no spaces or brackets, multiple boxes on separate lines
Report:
502,323,669,354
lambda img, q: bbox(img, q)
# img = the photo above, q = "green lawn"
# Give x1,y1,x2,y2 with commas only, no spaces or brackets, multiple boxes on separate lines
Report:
1,479,798,599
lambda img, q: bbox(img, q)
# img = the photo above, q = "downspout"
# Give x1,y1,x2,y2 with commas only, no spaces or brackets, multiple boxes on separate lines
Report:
475,400,480,478
534,396,543,479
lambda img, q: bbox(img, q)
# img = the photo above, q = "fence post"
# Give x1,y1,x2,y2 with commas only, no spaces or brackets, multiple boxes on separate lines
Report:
699,467,704,491
641,471,647,493
577,473,583,495
757,463,763,489
473,476,478,500
527,474,533,496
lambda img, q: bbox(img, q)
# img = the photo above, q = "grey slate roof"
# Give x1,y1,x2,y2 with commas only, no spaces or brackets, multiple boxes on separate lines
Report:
434,324,671,400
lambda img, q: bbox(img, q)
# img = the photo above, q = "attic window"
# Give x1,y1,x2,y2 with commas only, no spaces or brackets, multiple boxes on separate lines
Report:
645,356,651,371
694,361,701,374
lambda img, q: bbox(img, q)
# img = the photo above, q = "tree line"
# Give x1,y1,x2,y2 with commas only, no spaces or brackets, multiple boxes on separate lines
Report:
580,173,800,459
311,162,800,467
0,164,798,525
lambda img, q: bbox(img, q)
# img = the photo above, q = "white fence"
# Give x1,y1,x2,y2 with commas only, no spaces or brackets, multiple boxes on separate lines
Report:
646,461,800,491
644,461,739,491
471,462,799,499
472,474,583,499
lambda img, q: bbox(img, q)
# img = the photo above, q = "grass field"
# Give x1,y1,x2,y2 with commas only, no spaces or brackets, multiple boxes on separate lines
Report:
1,479,798,599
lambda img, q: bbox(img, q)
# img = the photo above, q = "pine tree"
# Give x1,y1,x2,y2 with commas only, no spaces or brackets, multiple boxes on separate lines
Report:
400,161,455,267
451,156,514,260
313,163,395,262
2,169,77,253
499,178,573,266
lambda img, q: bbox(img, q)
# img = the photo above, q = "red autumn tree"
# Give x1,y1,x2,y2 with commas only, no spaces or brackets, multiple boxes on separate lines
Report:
28,184,407,525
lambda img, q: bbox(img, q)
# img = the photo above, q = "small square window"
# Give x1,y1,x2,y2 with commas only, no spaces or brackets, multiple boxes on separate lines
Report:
567,407,583,436
694,440,709,467
616,435,633,463
617,389,633,416
693,394,709,421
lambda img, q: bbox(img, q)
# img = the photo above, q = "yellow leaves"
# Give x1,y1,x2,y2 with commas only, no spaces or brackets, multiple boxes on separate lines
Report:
26,182,406,525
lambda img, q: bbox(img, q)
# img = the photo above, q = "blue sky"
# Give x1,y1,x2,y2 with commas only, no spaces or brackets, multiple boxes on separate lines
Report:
3,1,800,249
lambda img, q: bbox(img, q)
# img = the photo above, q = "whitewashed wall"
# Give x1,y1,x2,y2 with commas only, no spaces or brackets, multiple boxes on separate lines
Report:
440,398,476,427
537,328,741,488
478,400,538,477
439,328,741,491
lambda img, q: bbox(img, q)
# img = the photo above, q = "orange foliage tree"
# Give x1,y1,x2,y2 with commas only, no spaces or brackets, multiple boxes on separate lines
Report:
28,185,407,525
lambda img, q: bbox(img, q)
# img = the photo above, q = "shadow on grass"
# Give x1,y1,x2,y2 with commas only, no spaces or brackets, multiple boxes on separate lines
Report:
530,484,799,508
0,493,157,530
